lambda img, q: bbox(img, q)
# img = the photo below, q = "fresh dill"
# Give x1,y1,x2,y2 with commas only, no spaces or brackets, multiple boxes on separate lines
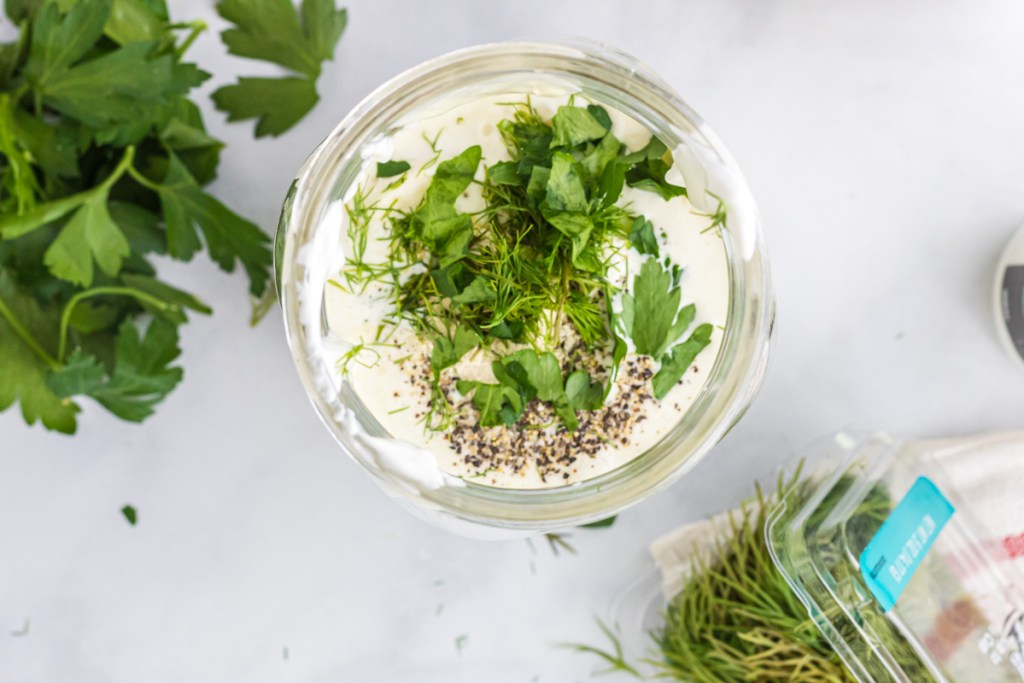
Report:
567,469,938,682
559,619,641,678
545,532,577,556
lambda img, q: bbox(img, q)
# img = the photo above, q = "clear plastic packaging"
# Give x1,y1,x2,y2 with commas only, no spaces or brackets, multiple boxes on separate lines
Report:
617,432,1024,682
766,433,1024,682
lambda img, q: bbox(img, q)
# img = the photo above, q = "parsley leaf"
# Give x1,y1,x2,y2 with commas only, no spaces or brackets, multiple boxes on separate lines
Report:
550,105,607,148
155,153,272,297
376,159,410,178
408,146,480,265
218,0,327,76
456,379,521,427
500,349,563,402
0,0,302,434
43,190,129,286
620,258,713,399
580,132,621,187
624,136,687,200
23,0,110,87
30,34,203,140
0,270,78,433
565,370,603,411
47,317,183,422
651,323,713,399
586,104,613,131
543,152,588,213
103,0,166,46
628,216,659,256
485,161,519,186
213,0,347,137
300,0,348,63
211,76,319,139
623,258,690,358
121,504,137,525
430,325,481,374
450,276,496,305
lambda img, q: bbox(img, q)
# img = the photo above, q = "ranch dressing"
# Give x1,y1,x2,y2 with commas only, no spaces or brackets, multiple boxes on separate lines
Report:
316,92,730,489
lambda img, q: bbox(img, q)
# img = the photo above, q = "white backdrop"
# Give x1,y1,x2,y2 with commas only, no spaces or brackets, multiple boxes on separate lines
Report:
3,1,1024,681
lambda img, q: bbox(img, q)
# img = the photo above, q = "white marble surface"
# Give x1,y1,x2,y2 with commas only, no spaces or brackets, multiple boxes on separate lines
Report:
3,1,1024,681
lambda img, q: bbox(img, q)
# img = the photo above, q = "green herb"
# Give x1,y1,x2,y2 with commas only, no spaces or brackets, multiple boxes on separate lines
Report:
628,216,659,256
621,258,711,399
550,104,608,148
651,470,941,682
0,0,339,434
47,318,182,422
651,323,712,399
120,504,137,526
623,137,687,200
586,104,613,131
212,0,347,137
455,378,521,427
569,470,936,682
545,532,577,556
405,144,479,266
622,258,690,358
376,160,410,178
559,618,641,678
341,99,722,433
430,325,481,375
579,515,617,529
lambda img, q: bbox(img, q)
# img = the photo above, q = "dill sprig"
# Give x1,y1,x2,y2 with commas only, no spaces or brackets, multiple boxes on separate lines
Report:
559,618,641,678
653,473,859,682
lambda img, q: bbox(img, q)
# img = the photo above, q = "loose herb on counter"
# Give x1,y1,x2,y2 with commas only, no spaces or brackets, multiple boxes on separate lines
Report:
0,0,346,433
212,0,348,137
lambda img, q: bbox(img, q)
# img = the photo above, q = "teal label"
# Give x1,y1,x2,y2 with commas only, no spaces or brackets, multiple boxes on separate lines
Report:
859,477,954,612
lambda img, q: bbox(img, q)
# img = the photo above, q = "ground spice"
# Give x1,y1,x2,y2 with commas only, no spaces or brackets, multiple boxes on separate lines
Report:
403,353,662,484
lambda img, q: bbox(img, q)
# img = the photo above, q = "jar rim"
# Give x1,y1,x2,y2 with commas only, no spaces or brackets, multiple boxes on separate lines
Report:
277,40,774,533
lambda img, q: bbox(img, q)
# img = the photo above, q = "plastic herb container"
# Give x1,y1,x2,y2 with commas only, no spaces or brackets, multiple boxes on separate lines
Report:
766,433,1024,682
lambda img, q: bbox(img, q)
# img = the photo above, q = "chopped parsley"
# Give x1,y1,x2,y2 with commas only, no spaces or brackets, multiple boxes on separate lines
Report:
121,505,137,526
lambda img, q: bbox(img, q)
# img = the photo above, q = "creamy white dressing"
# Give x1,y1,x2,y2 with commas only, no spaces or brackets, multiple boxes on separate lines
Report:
316,92,730,489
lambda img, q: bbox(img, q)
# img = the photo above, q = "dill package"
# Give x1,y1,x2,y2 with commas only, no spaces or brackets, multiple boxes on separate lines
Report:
643,433,1024,683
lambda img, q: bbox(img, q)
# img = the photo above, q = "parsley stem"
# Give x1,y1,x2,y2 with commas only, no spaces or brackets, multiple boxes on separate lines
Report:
125,165,162,193
58,287,174,362
172,20,207,58
0,293,60,371
102,146,137,190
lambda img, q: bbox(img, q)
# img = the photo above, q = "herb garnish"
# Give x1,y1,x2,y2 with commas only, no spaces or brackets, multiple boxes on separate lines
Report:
376,160,410,178
212,0,347,137
121,504,137,526
621,258,712,399
0,0,344,433
340,100,721,433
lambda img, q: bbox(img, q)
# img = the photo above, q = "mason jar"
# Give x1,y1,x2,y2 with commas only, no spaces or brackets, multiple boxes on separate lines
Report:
275,41,774,538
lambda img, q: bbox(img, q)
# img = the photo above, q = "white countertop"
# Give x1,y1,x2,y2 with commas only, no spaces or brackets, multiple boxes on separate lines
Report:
3,1,1024,681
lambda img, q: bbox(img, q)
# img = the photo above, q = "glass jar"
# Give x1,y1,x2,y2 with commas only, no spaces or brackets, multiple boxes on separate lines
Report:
275,41,774,537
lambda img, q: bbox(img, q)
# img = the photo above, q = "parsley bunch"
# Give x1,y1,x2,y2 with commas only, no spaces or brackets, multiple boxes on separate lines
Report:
0,0,345,433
